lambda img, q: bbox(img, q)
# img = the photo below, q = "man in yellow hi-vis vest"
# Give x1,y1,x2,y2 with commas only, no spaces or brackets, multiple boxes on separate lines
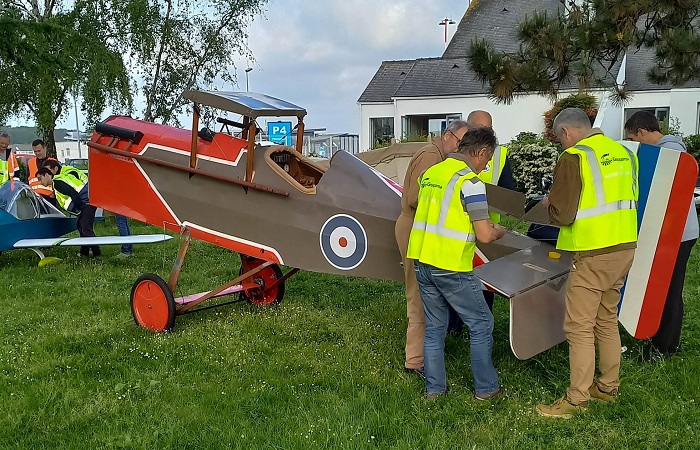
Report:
0,133,20,183
37,159,102,258
407,127,507,401
465,111,516,312
537,108,638,419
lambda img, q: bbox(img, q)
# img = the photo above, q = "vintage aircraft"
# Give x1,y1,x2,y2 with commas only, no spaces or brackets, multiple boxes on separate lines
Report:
85,91,696,361
0,181,172,266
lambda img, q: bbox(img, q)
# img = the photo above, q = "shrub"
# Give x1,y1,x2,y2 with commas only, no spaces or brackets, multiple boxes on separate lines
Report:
506,132,559,197
543,93,598,143
17,159,28,183
683,134,700,161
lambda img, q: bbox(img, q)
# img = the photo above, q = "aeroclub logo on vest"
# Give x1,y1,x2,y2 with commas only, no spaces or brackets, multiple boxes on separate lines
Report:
600,153,630,167
419,177,443,189
319,214,367,270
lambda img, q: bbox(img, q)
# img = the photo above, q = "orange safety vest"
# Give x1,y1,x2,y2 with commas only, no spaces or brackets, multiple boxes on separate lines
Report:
28,157,55,197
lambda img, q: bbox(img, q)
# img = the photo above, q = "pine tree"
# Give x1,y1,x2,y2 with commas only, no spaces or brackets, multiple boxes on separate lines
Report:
466,0,700,104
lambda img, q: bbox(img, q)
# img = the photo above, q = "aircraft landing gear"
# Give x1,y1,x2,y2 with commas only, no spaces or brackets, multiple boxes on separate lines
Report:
129,228,299,332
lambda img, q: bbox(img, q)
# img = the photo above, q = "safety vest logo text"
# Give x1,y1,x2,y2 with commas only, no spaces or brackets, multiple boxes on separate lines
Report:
600,153,629,167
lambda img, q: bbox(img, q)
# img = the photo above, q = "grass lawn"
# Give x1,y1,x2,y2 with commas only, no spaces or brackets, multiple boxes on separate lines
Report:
1,219,699,449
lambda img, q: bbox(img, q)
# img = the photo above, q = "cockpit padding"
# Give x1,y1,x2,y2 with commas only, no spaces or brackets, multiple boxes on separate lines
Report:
95,122,144,144
265,146,325,194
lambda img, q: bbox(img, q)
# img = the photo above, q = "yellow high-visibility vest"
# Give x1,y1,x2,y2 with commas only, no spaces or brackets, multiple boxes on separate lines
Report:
54,165,87,213
556,134,638,251
407,157,480,272
477,145,508,224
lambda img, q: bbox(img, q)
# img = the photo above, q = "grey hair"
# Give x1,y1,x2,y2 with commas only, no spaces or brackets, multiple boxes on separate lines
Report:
445,120,469,134
552,108,592,136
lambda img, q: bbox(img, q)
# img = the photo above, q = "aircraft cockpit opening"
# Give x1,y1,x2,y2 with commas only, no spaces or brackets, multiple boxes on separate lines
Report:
265,146,325,192
0,183,64,220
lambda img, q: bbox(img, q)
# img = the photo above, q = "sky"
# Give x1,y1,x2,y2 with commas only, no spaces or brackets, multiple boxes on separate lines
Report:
43,0,467,135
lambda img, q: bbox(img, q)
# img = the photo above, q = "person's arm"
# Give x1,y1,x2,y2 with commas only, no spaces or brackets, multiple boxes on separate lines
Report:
53,179,85,211
544,153,581,226
497,156,517,190
406,153,441,211
461,177,506,243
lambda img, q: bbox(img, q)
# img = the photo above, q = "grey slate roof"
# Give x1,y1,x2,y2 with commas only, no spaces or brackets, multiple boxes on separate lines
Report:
357,60,416,103
442,0,564,59
358,0,699,103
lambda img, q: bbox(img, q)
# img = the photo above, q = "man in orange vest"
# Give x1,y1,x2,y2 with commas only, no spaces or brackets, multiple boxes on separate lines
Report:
28,139,57,206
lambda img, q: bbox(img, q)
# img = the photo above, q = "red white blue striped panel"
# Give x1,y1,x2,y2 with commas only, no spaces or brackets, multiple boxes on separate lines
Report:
618,142,698,339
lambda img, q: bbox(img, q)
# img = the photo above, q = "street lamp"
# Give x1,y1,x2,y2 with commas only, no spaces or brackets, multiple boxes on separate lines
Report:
439,17,456,50
245,67,253,92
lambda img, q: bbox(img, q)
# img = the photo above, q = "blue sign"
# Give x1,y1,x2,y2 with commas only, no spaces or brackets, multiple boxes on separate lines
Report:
268,121,293,146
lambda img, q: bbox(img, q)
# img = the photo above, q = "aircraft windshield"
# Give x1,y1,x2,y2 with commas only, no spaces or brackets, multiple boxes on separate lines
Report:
0,183,64,220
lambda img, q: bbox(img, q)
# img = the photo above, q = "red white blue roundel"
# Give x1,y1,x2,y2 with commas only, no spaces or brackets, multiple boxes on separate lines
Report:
320,214,367,270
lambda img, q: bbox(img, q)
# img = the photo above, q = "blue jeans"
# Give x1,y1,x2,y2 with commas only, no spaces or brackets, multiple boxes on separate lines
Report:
414,261,499,396
115,214,133,254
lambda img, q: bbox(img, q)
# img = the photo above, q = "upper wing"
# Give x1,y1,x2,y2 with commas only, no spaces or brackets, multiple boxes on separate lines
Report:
14,234,172,248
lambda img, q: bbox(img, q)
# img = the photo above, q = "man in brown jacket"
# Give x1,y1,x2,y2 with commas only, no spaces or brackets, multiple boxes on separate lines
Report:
396,120,469,376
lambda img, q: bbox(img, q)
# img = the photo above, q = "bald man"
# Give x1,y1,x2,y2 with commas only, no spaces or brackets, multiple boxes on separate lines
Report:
459,111,516,313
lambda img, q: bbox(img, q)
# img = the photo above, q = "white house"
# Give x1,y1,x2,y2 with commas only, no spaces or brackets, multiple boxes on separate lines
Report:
358,0,700,150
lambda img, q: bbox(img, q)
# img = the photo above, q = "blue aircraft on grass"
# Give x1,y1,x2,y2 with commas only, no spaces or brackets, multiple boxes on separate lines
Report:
0,181,171,266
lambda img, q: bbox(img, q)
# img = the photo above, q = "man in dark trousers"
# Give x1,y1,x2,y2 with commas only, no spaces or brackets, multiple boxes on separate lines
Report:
625,111,697,359
36,159,101,257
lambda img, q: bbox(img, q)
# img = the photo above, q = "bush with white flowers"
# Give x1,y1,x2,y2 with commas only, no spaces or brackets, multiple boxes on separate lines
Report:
506,132,560,198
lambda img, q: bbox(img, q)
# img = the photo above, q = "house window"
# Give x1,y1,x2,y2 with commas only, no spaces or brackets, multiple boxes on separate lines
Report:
370,117,394,148
624,107,670,129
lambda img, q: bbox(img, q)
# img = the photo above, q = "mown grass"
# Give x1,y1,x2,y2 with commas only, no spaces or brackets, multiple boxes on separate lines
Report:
1,219,699,449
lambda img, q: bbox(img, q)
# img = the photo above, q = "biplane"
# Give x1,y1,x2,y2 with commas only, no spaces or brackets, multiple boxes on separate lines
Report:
86,91,696,361
0,181,172,265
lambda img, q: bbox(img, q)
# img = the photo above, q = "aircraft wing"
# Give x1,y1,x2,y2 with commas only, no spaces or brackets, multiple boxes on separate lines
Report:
14,234,172,248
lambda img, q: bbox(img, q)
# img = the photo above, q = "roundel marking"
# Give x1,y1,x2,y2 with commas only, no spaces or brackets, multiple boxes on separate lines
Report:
320,214,367,270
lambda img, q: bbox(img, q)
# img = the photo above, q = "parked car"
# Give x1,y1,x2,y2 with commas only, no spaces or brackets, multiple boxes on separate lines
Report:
64,158,89,173
695,177,700,215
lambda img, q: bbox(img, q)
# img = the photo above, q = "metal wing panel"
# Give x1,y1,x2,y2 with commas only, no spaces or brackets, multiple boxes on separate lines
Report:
14,234,172,248
183,91,307,118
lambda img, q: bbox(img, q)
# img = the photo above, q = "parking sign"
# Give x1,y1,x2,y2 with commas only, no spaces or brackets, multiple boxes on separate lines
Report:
268,121,293,146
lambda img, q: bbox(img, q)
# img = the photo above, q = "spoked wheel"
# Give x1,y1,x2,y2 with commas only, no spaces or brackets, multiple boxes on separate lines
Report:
239,257,285,306
130,273,176,332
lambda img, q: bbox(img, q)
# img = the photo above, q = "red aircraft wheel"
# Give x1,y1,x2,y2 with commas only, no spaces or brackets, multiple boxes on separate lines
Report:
130,273,176,332
239,260,285,306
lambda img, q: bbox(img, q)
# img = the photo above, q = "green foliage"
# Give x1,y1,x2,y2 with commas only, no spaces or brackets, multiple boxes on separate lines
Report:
467,0,700,103
399,134,430,144
506,132,559,197
0,3,132,155
16,158,27,183
683,134,700,161
2,222,700,448
660,116,683,137
543,93,598,143
110,0,268,124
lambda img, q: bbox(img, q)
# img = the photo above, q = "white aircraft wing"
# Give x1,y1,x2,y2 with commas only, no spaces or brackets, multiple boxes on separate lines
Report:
14,234,172,248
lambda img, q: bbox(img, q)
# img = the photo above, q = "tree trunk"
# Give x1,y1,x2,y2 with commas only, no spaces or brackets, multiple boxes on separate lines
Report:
43,127,57,159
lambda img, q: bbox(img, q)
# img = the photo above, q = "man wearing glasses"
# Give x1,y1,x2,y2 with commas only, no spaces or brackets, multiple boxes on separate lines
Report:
396,119,470,378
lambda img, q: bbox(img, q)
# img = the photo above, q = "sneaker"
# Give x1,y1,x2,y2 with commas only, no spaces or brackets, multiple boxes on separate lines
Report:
536,397,587,419
475,385,504,401
404,367,425,379
426,392,445,400
589,383,618,403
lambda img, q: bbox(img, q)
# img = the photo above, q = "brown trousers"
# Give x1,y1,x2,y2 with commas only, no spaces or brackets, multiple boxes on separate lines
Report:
395,212,425,369
565,248,635,404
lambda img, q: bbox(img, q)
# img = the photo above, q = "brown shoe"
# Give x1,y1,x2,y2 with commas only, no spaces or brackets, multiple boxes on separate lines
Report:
536,397,587,419
589,383,618,403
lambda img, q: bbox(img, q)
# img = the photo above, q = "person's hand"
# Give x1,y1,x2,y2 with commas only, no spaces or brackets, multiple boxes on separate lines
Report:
541,195,550,207
494,224,507,240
